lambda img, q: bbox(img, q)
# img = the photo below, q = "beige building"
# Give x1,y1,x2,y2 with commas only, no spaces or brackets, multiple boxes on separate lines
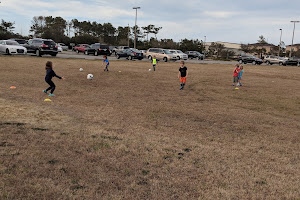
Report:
285,44,300,52
204,41,243,54
247,43,277,54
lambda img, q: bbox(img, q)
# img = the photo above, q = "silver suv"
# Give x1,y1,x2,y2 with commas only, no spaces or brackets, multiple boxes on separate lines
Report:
264,55,287,65
146,48,178,62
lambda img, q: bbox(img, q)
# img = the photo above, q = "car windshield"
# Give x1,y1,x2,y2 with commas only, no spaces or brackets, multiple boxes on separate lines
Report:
163,50,172,54
177,50,183,53
131,49,141,53
16,40,27,44
44,41,56,46
6,41,19,46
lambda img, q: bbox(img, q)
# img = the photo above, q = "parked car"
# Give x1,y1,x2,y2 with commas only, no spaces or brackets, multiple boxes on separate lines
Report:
169,50,188,60
84,43,111,56
116,48,143,60
237,55,263,65
57,43,68,51
185,51,204,60
283,57,300,66
146,48,178,62
264,55,287,65
23,38,57,57
56,44,63,52
8,38,28,46
74,44,89,53
0,40,27,55
113,46,130,55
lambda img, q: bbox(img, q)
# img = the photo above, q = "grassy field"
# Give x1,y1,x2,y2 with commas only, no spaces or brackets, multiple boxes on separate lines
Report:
0,56,299,200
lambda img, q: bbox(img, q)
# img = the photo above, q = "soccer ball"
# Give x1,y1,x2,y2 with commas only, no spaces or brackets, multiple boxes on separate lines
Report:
79,68,83,72
87,74,93,80
149,69,152,71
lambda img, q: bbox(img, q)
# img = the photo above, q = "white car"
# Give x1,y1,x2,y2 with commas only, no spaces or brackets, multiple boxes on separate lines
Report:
57,43,68,51
0,40,27,55
169,49,188,60
56,44,63,52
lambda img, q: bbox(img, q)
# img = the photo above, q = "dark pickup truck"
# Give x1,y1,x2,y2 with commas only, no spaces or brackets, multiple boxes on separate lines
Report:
24,39,58,57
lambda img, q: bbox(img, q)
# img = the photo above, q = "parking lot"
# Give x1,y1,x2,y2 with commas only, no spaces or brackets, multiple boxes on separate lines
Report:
0,50,239,65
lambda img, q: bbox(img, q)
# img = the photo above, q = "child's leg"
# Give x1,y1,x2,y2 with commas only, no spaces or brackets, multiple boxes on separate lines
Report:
182,77,186,89
50,82,56,94
46,80,55,92
153,65,155,71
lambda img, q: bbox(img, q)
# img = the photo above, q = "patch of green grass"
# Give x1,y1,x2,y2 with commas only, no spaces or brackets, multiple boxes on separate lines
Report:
48,159,59,165
32,128,48,131
92,142,110,151
255,180,267,185
142,170,150,175
1,122,25,126
60,168,67,173
101,135,122,141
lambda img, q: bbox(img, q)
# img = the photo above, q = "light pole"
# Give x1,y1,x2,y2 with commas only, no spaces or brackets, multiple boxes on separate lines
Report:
204,36,206,55
279,29,282,56
290,21,299,57
133,7,141,49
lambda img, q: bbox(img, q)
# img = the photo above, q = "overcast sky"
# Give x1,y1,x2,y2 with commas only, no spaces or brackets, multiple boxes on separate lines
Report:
1,0,300,45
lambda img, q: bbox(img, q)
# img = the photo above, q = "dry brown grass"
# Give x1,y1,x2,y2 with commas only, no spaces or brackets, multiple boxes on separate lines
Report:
0,56,299,200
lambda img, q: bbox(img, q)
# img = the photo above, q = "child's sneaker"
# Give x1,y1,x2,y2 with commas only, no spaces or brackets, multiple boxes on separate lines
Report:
43,90,47,94
49,93,55,97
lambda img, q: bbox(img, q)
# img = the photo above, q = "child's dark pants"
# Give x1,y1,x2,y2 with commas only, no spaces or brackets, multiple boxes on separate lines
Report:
46,80,56,94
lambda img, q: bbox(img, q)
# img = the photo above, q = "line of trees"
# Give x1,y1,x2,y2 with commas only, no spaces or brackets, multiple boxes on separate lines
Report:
0,16,205,53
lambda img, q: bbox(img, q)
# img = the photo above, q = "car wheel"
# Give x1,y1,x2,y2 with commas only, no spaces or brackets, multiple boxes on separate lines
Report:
76,50,79,54
84,51,88,55
94,51,98,56
36,49,41,57
177,56,180,60
266,61,270,65
148,55,152,60
163,57,168,62
128,55,132,60
239,60,243,64
51,53,57,57
190,57,193,59
252,61,256,65
298,63,300,67
116,55,120,59
279,62,283,66
6,49,10,55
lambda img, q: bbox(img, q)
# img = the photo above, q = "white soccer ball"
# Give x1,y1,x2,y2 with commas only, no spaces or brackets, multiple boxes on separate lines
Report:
149,69,152,71
79,68,83,72
87,74,94,80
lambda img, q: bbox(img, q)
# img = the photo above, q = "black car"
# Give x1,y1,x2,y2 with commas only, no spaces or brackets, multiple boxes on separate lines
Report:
237,55,263,65
84,43,111,56
185,51,204,60
116,49,143,60
24,39,58,57
283,57,300,66
8,38,28,46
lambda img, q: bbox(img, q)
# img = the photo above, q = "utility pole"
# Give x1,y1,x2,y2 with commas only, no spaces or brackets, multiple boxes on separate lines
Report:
290,21,299,57
127,24,130,47
133,7,141,49
279,29,282,56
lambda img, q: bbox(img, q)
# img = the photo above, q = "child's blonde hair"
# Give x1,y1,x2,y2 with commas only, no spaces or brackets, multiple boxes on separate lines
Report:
180,61,185,64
